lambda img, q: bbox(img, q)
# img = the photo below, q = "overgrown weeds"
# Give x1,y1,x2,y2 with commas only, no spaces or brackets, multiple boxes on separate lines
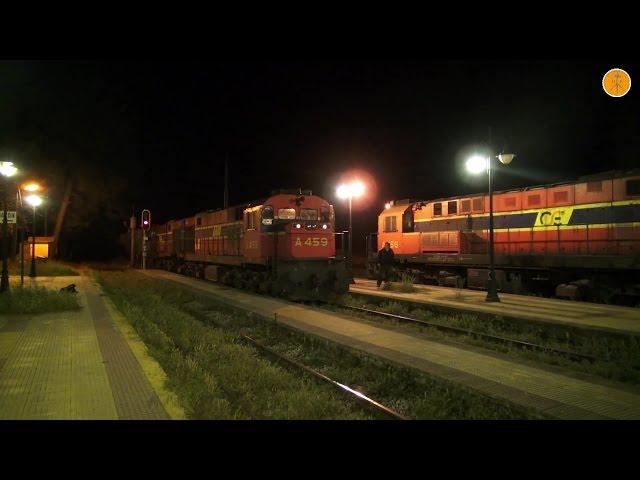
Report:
390,273,417,293
96,271,370,419
97,270,538,419
0,286,81,314
9,260,78,276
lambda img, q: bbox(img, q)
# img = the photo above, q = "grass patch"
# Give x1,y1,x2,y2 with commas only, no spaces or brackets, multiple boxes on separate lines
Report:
338,297,640,385
0,286,81,314
95,270,371,420
390,273,417,293
96,270,539,419
8,259,79,276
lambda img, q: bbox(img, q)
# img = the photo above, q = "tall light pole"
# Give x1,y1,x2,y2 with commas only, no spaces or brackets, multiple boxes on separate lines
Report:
25,194,43,278
1,161,18,293
336,181,365,280
465,152,515,302
21,183,42,284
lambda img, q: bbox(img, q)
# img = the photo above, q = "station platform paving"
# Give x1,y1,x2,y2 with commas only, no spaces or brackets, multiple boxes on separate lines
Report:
143,269,640,419
0,274,173,420
351,278,640,336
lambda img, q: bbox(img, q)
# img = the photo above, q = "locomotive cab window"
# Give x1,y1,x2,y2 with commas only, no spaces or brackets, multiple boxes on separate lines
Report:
320,206,330,222
384,216,397,232
299,208,317,220
448,201,457,215
626,179,640,196
246,212,256,230
402,209,414,232
277,208,296,220
433,202,442,216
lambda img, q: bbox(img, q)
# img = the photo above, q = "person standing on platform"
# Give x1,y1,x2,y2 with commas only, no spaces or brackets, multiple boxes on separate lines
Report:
377,241,395,287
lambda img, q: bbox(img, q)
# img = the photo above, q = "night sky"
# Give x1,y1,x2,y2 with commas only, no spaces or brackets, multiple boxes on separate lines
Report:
1,60,638,258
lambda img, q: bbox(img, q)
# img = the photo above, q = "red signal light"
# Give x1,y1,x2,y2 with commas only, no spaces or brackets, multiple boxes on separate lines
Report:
141,209,151,230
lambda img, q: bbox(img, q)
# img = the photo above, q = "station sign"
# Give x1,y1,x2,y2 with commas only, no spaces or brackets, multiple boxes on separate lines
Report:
0,211,17,224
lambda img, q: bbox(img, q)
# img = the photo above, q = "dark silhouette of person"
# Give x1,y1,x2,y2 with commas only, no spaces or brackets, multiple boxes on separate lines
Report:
377,241,395,287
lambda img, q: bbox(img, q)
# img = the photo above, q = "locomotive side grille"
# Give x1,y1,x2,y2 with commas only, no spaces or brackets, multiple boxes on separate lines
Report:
528,194,541,206
460,199,471,213
554,191,569,203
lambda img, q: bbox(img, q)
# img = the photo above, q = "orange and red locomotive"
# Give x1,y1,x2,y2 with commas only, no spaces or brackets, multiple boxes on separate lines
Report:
368,170,640,304
149,189,350,299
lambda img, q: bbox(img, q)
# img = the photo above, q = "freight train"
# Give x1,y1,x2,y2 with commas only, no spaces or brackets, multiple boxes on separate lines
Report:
147,189,350,300
367,170,640,305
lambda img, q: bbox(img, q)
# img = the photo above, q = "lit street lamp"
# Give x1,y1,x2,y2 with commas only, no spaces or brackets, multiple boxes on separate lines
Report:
1,161,18,293
336,181,365,280
25,194,43,278
465,152,515,302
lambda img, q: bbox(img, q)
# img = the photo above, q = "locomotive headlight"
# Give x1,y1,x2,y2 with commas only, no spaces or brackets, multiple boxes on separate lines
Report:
322,224,328,230
295,223,301,229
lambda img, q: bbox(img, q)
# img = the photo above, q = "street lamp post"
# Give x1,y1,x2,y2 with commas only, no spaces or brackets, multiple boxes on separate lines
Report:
25,194,43,278
466,152,515,302
336,181,365,280
1,161,18,293
21,183,42,285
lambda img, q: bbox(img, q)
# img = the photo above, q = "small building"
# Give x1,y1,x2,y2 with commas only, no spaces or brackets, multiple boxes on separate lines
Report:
23,236,55,259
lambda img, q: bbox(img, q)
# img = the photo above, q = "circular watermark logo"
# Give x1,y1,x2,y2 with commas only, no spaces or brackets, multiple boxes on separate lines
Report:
602,68,631,97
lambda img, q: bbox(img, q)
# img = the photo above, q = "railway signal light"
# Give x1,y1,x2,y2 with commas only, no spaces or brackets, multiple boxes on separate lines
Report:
141,209,151,230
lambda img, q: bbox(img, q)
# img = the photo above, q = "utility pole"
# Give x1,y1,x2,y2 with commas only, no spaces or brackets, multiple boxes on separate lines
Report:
51,178,72,259
130,213,136,267
224,154,229,209
1,183,8,293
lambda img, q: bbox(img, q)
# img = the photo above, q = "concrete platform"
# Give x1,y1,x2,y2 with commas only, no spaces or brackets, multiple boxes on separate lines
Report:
141,269,640,420
0,275,171,420
351,278,640,336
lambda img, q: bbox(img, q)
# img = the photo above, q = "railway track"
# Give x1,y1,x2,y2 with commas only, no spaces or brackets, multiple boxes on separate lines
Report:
349,277,640,337
139,270,640,419
240,334,408,420
335,304,598,364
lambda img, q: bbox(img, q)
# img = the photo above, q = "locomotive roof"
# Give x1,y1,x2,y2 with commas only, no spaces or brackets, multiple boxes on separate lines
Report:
170,190,325,224
390,169,640,206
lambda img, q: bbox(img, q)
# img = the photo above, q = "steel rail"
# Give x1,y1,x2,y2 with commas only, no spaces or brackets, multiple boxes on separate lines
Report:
241,334,408,420
338,304,597,364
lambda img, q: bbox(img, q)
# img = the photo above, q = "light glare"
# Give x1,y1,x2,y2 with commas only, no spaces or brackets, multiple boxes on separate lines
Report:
336,185,350,199
0,161,18,178
466,155,488,174
22,182,42,192
337,181,366,199
351,181,365,197
25,194,43,207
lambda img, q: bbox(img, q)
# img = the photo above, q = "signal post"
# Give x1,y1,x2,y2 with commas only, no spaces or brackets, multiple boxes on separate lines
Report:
141,209,151,269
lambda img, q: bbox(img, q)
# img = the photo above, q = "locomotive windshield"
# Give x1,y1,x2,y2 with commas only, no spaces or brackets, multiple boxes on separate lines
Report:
320,207,330,222
299,208,317,220
278,208,296,220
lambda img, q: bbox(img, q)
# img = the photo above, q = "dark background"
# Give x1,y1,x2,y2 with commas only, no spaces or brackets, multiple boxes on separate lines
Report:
1,60,638,259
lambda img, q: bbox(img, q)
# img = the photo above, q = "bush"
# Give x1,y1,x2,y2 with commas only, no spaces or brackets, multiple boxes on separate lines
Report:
392,273,417,293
